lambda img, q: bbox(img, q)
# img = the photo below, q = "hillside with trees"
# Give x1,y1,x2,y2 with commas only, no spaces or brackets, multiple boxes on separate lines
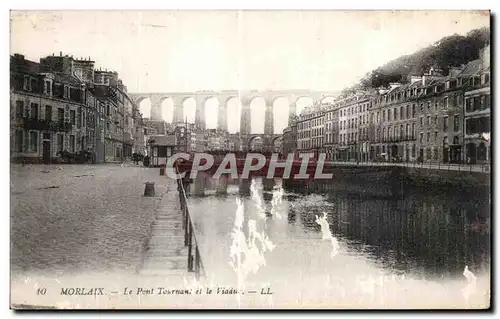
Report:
344,27,490,94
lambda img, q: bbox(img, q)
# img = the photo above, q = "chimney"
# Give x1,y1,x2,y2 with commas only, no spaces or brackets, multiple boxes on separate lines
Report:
60,51,62,56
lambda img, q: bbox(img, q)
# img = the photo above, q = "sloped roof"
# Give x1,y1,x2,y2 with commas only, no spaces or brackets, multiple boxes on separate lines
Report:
458,59,482,77
149,134,176,146
10,55,40,75
53,72,82,86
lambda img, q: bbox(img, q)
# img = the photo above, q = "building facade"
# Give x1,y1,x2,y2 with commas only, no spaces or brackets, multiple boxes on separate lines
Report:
11,54,89,163
10,52,144,164
463,45,491,164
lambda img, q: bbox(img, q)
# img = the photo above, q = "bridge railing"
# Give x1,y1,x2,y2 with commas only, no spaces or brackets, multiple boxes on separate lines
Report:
175,166,205,280
324,160,491,173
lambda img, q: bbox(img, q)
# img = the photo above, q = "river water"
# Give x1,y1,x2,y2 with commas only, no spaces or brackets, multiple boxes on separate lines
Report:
185,174,490,309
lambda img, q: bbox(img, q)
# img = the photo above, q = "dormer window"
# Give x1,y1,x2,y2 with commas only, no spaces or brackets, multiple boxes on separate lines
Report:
23,75,30,91
44,80,52,96
63,85,69,98
482,73,490,85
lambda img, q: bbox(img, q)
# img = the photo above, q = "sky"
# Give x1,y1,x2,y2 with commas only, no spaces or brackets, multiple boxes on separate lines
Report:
10,10,489,133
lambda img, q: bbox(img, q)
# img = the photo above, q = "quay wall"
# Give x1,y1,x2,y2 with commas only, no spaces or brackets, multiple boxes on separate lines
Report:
283,165,490,197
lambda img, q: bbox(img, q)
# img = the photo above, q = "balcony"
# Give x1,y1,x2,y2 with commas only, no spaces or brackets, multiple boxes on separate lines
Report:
380,136,417,143
19,117,72,132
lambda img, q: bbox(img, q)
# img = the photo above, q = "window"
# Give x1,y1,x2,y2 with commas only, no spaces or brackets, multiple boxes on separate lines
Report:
412,144,416,157
426,148,431,160
23,76,30,91
58,108,64,123
433,147,438,160
435,101,439,110
453,136,459,145
465,97,472,112
427,132,430,143
434,116,438,127
406,105,409,119
70,110,76,125
57,134,64,151
443,116,449,132
400,106,404,119
412,123,416,139
420,116,424,127
400,125,404,138
420,103,424,113
15,130,23,152
30,131,38,152
453,115,459,132
44,80,51,95
77,108,82,128
484,95,491,109
15,101,24,119
420,132,424,143
444,97,449,109
45,105,52,121
434,131,438,142
406,124,410,138
427,101,431,111
394,108,398,120
427,116,431,126
69,135,75,153
30,103,38,119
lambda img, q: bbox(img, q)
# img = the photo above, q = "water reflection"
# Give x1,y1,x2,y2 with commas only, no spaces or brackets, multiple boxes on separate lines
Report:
185,172,490,305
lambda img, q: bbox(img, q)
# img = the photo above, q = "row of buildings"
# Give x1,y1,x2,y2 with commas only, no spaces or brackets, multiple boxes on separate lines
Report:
284,45,491,165
10,52,147,164
145,121,272,166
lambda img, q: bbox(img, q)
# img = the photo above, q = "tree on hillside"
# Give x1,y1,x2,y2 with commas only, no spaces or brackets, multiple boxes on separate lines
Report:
352,27,490,91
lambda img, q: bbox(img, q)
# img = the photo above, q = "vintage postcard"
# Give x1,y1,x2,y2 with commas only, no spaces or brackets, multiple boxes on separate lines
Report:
10,10,491,309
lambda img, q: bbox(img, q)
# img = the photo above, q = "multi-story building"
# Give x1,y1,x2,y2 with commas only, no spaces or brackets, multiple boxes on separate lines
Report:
463,44,491,164
296,107,324,159
282,118,297,158
206,129,229,151
11,53,87,163
368,64,475,164
227,134,243,152
11,52,143,164
337,94,365,161
323,106,338,161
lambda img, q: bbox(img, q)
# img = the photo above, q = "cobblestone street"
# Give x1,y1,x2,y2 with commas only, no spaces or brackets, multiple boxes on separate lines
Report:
10,164,171,276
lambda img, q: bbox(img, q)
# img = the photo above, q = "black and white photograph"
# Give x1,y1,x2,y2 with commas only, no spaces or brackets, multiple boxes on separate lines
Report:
9,9,491,309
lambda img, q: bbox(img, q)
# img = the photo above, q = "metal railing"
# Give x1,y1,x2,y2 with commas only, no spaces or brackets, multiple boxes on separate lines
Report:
323,160,491,173
175,167,204,280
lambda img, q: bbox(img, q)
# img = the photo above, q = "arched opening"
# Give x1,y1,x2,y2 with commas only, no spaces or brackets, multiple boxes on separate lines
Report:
204,97,219,129
182,97,196,123
273,136,283,154
295,96,313,115
250,97,265,134
249,136,264,152
273,97,289,134
160,97,174,123
226,97,241,134
138,98,151,119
